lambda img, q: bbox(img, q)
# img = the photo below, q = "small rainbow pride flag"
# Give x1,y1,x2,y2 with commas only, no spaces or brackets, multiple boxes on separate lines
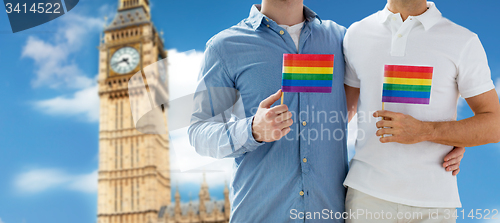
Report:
382,65,433,105
282,54,334,93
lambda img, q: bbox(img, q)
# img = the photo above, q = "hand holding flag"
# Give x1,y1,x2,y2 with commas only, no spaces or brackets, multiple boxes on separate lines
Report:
377,64,434,141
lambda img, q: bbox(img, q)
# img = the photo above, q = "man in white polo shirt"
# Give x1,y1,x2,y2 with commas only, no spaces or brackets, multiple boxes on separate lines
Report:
343,0,500,222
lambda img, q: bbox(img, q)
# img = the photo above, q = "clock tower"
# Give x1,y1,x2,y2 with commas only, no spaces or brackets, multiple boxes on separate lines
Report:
97,0,170,223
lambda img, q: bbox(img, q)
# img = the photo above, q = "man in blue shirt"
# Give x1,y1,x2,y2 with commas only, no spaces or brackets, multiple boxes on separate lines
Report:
189,1,347,221
188,0,464,222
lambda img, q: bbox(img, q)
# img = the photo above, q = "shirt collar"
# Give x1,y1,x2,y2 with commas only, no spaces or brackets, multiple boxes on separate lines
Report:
414,2,442,31
248,4,321,30
377,1,442,31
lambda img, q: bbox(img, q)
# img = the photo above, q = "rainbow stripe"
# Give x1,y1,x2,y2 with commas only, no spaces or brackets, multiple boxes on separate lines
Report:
281,54,334,93
382,65,433,104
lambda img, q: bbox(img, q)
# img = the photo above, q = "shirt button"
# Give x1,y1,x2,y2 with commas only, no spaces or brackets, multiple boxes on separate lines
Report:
302,121,307,126
266,18,269,22
392,17,397,21
267,24,270,27
397,34,403,38
303,158,307,163
299,191,304,196
279,30,285,35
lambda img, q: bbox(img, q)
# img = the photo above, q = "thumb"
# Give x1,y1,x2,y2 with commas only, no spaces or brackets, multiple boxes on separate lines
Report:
259,89,282,108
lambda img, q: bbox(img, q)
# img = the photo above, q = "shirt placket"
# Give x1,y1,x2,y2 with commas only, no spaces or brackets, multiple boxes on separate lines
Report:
264,17,314,211
390,15,416,57
298,22,313,214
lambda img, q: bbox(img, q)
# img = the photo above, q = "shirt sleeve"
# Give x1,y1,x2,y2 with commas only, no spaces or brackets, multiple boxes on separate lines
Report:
343,28,361,88
188,43,264,159
456,34,495,98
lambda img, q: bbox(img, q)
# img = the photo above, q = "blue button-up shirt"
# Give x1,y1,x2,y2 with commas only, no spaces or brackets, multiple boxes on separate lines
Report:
189,5,348,222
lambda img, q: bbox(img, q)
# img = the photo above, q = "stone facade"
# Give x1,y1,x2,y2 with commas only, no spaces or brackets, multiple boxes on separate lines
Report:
97,1,229,222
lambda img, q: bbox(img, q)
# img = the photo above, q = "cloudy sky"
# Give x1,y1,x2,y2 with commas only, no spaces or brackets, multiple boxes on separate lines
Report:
0,0,499,223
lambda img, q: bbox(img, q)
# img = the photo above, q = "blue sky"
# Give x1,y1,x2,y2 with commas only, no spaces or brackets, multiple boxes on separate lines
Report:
0,0,499,223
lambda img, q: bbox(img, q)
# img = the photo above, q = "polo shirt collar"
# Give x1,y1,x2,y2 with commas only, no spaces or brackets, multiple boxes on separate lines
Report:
248,4,321,30
377,4,394,24
414,2,442,31
377,1,442,31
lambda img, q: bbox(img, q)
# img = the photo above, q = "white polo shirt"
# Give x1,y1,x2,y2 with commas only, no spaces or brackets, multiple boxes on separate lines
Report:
343,2,495,208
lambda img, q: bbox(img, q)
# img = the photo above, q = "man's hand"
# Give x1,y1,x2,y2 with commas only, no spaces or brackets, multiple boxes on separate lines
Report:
374,110,434,144
443,147,465,176
252,90,293,142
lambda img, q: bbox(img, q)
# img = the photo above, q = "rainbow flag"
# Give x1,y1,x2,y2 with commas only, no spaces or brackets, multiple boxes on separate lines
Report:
382,65,433,104
282,54,334,93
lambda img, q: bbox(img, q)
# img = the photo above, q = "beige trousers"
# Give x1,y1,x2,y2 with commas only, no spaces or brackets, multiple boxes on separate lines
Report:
345,188,456,223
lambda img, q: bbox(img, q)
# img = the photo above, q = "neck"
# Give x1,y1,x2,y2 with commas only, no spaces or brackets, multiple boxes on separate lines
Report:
261,0,305,26
387,0,428,21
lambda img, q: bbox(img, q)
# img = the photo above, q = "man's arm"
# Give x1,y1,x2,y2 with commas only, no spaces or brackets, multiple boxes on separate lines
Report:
188,44,263,159
188,45,293,159
345,85,465,175
345,84,360,122
375,89,500,147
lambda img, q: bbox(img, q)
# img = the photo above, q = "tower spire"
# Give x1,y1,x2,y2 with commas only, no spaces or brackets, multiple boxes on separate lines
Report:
119,0,150,13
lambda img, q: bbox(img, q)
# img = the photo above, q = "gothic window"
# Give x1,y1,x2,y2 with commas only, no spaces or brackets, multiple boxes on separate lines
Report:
115,101,118,130
131,179,134,210
115,183,117,212
120,144,123,169
115,143,118,169
120,101,123,129
131,141,134,168
137,181,140,207
120,182,123,211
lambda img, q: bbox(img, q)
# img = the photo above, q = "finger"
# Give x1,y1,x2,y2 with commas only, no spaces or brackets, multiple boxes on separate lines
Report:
376,128,396,137
376,120,395,128
276,111,293,122
259,89,282,108
446,164,460,172
269,104,289,115
444,147,465,162
273,127,291,140
277,118,293,129
452,168,460,176
379,135,397,143
443,155,463,168
282,126,291,136
373,110,398,119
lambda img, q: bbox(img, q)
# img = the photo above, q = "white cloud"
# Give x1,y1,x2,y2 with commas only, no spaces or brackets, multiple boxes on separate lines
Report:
167,49,205,100
34,84,99,122
14,168,97,194
171,161,233,188
0,217,4,223
21,13,102,89
170,127,233,187
67,170,98,193
25,12,105,122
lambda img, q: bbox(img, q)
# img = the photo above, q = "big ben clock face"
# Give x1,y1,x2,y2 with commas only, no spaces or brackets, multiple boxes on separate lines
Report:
110,47,140,74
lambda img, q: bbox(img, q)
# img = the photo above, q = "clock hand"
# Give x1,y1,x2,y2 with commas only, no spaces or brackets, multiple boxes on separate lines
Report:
112,58,127,66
